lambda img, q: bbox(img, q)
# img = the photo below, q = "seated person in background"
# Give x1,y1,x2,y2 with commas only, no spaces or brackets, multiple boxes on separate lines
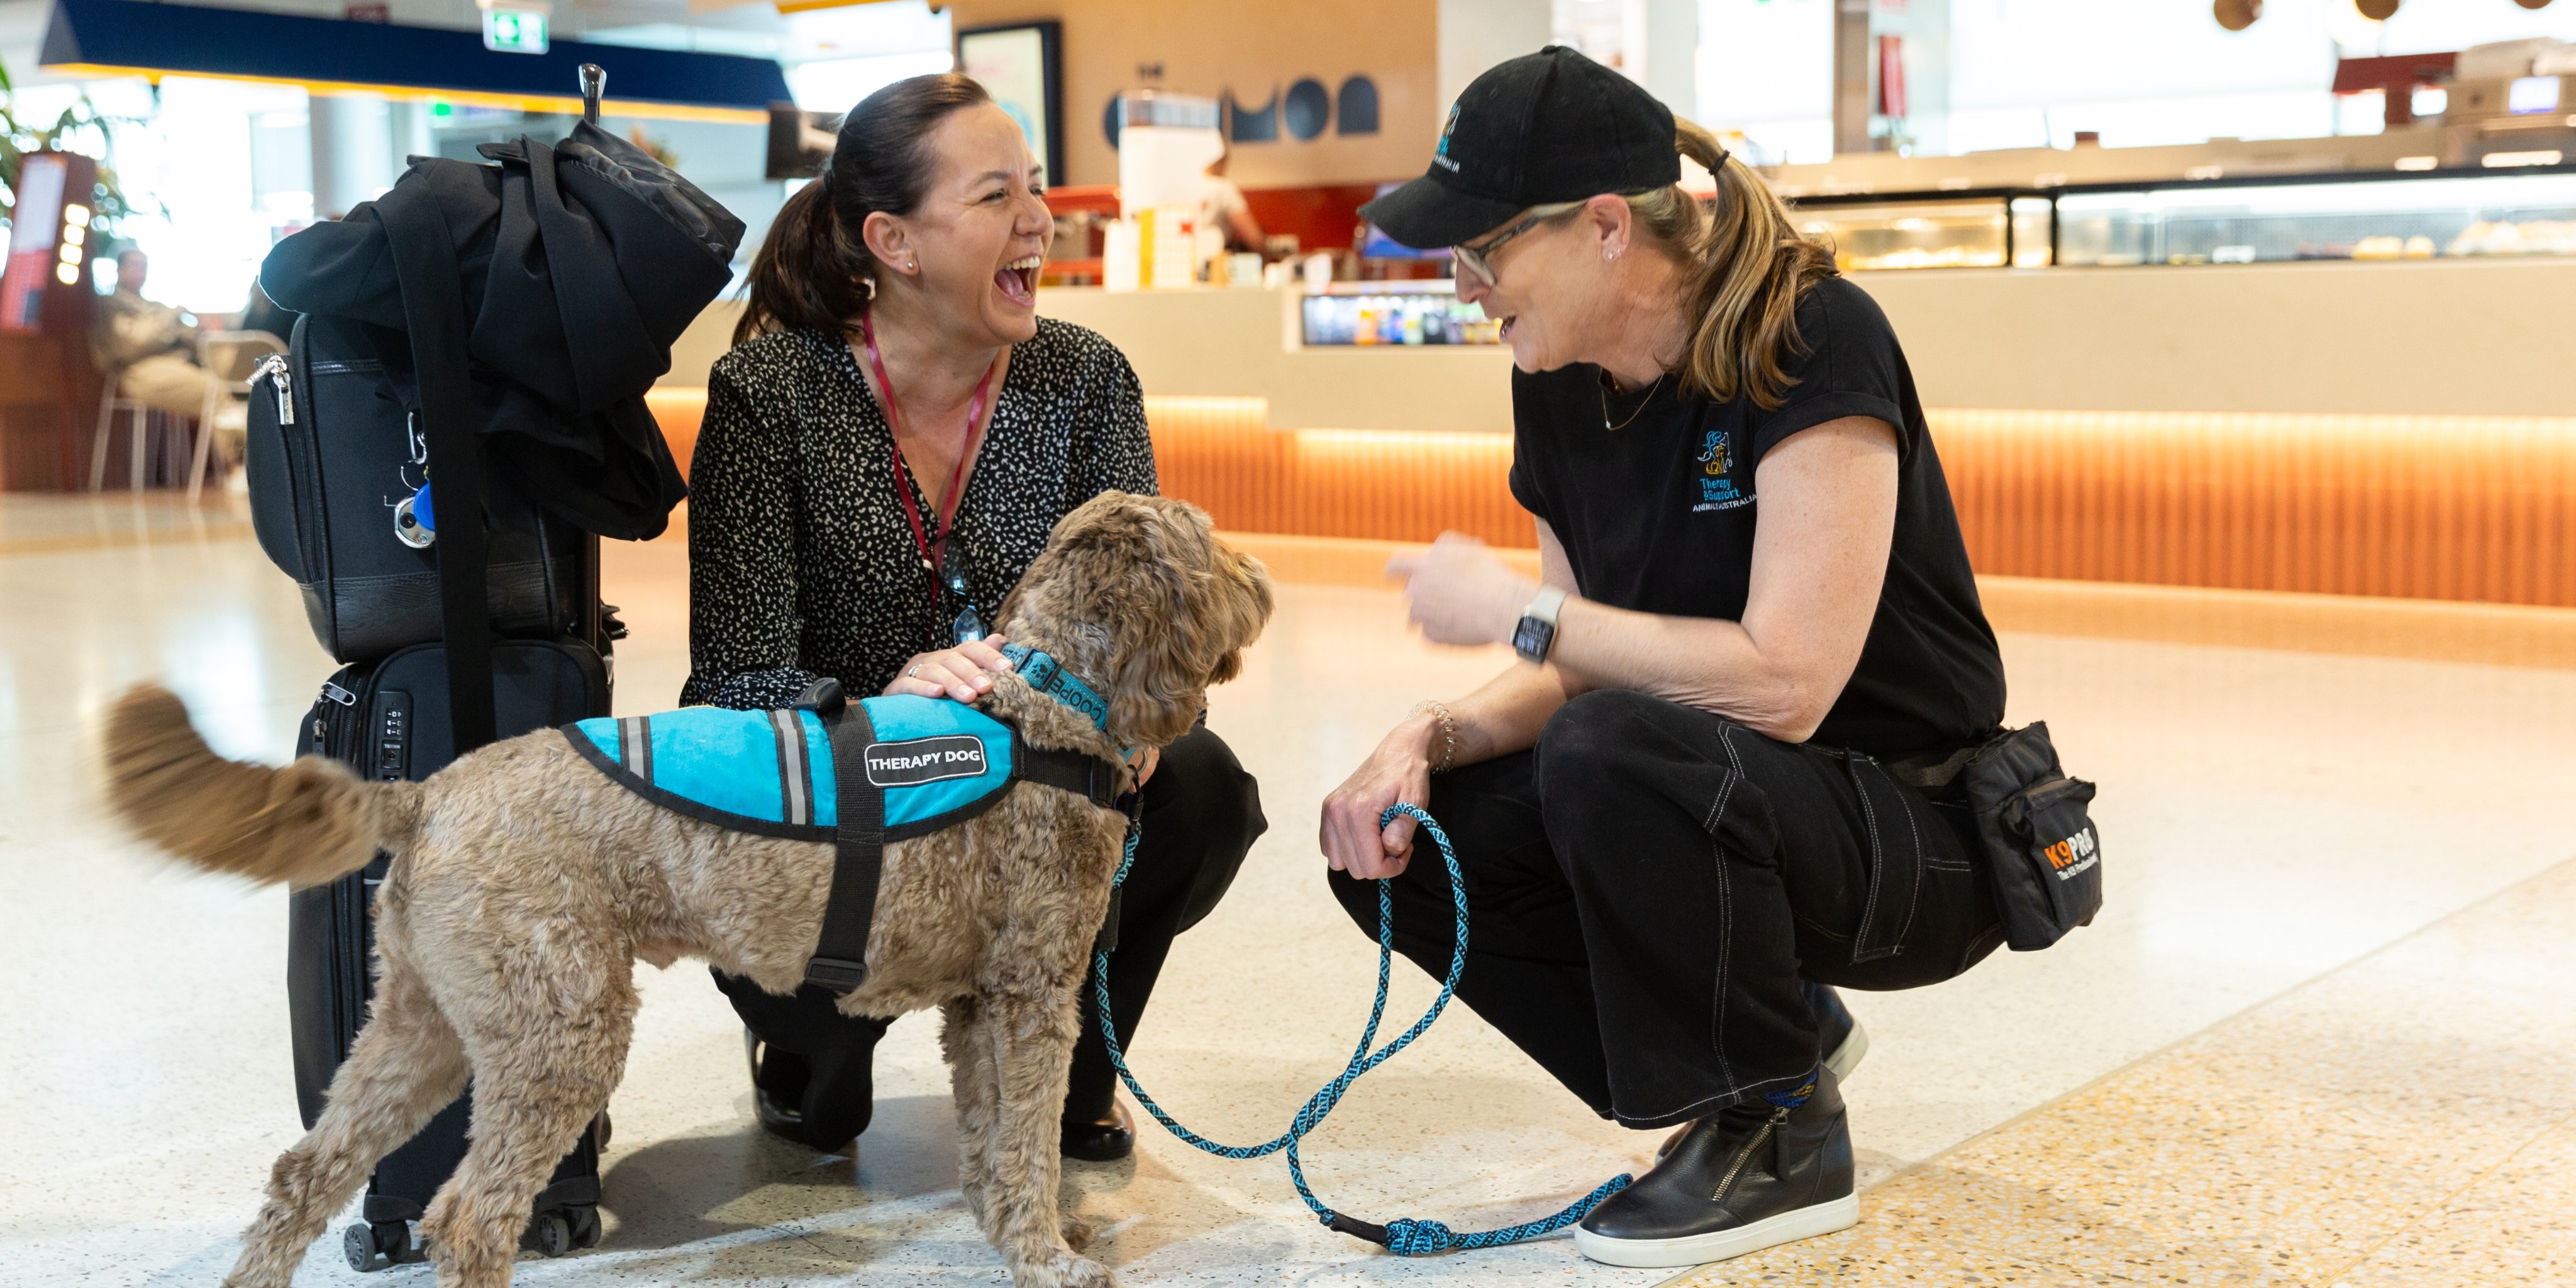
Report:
92,249,221,418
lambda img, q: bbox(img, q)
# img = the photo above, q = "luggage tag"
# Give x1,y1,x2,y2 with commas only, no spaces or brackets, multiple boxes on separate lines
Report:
393,480,436,548
392,413,436,549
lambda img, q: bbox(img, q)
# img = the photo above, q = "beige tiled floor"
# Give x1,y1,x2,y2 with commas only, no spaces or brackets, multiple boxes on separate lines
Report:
2,493,2573,1287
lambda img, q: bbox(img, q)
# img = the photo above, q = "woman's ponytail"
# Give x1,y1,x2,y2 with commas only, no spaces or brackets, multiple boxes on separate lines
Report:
1622,118,1839,410
736,171,872,344
734,73,996,345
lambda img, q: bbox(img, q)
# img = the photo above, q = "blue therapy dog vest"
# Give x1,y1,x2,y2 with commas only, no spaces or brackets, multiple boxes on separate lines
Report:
560,661,1123,994
565,698,1059,842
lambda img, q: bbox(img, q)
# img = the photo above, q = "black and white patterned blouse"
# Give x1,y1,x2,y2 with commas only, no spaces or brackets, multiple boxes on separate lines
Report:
680,318,1157,711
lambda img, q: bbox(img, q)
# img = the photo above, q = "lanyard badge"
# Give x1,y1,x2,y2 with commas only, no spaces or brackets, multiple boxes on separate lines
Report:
863,313,1000,649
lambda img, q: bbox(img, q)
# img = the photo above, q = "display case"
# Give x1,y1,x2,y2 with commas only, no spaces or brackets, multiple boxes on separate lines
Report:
1779,163,2576,270
1783,191,2057,270
1299,280,1501,347
2053,167,2576,265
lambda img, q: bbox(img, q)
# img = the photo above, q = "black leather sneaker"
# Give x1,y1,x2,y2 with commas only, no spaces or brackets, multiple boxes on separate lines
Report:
1576,1066,1858,1269
1658,982,1864,1162
1060,1100,1135,1162
745,1030,869,1153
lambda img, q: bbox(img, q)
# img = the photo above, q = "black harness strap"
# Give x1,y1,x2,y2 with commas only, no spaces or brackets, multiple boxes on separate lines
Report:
805,703,886,994
1014,743,1122,810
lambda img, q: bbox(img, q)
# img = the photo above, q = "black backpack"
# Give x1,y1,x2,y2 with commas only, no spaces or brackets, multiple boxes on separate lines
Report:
244,312,588,664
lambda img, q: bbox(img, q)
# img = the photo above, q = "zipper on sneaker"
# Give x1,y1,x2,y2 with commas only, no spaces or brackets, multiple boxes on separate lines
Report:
1710,1107,1790,1203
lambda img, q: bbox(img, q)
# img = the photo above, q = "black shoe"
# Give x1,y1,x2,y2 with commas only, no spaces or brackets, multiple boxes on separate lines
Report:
746,1030,816,1144
1658,983,1866,1162
1061,1100,1135,1162
1577,1067,1858,1269
746,1029,870,1153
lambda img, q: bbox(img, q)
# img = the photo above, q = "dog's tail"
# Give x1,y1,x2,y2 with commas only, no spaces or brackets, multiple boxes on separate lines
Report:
99,684,422,887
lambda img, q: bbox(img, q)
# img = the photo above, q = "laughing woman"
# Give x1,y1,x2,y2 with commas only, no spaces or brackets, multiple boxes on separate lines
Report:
683,74,1267,1161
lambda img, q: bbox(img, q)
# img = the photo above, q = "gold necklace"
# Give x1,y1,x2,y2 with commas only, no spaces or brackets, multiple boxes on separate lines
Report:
1599,370,1665,431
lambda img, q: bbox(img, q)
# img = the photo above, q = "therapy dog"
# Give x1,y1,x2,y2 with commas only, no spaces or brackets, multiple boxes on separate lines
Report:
97,492,1273,1288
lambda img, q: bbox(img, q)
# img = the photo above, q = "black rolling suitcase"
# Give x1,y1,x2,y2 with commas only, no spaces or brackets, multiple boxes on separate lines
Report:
287,639,613,1270
243,64,731,1271
243,147,621,1277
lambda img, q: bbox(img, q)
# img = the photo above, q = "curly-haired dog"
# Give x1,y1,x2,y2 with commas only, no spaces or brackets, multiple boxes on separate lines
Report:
97,492,1274,1288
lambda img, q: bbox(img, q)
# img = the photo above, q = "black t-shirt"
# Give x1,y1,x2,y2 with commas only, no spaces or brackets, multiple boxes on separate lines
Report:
1507,274,2004,758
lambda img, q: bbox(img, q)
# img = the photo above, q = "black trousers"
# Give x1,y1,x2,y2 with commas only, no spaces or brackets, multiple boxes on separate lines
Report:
1330,690,2004,1130
716,723,1267,1143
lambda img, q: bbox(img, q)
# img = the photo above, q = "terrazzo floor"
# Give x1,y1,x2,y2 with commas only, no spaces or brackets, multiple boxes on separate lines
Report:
3,492,2572,1287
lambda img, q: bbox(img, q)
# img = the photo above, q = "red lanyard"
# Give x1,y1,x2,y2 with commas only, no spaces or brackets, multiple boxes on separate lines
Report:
862,313,999,645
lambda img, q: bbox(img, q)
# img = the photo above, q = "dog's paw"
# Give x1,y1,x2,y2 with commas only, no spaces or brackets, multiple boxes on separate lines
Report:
1010,1252,1116,1288
1059,1211,1094,1252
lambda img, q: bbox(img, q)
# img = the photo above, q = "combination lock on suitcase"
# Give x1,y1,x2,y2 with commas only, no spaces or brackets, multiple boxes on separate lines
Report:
287,639,613,1269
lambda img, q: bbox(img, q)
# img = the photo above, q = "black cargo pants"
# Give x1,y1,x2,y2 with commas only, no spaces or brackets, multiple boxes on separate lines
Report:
1330,689,2004,1130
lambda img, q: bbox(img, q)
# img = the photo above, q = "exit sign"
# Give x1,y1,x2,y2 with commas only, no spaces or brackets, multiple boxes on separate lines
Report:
482,8,548,54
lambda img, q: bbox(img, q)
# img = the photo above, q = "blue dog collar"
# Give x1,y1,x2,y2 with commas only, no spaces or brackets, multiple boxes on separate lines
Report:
1001,644,1110,733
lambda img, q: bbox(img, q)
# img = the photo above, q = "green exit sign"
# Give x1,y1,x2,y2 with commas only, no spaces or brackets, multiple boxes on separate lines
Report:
482,8,548,55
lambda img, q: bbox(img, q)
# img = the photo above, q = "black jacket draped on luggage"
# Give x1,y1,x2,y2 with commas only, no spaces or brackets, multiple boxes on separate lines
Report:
261,123,741,539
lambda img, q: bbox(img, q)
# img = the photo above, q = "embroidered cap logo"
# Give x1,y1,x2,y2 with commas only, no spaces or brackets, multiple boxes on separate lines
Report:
1431,103,1462,173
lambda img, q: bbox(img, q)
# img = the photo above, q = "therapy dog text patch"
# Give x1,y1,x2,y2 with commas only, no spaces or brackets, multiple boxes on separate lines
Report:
863,735,991,787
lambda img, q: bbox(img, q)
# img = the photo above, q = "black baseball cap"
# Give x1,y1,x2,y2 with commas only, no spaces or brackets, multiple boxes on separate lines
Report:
1360,46,1682,250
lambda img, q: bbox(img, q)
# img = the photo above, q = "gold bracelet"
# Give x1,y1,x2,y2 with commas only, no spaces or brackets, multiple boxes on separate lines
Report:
1411,700,1458,775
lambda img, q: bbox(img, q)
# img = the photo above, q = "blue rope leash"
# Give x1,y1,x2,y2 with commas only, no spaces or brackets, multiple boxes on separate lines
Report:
1091,802,1631,1255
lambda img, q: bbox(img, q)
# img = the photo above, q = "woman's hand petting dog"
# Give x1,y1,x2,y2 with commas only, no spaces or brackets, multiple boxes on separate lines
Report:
887,632,1017,701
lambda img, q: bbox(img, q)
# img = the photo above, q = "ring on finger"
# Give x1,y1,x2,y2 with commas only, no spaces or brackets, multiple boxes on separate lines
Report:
908,663,923,679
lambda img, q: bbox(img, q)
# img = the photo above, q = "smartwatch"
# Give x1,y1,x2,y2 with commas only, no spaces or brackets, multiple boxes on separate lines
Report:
1513,586,1568,665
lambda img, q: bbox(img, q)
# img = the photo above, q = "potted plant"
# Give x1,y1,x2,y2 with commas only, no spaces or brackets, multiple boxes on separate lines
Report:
1,58,150,269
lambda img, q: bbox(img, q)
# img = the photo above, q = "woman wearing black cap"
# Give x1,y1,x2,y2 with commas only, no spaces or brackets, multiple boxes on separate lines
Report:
1319,48,2009,1267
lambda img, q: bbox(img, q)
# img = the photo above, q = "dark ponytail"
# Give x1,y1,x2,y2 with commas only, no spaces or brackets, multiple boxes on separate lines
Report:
736,73,995,344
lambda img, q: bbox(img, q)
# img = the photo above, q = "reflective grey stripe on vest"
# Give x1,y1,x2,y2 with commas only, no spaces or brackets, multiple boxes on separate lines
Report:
768,708,812,828
619,716,652,782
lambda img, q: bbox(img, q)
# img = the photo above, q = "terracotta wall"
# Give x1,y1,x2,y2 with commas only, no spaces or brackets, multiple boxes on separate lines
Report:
944,0,1438,190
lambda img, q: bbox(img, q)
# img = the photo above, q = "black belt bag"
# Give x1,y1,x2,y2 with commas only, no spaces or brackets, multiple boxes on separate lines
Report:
1898,723,2102,952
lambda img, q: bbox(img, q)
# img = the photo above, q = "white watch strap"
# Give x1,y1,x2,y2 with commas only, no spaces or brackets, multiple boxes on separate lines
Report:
1526,586,1567,626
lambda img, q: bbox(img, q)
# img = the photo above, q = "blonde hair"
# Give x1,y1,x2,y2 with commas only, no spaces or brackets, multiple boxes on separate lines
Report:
1620,119,1838,410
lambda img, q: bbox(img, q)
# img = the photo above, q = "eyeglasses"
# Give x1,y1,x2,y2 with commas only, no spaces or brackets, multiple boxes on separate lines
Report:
1451,202,1583,288
938,538,990,647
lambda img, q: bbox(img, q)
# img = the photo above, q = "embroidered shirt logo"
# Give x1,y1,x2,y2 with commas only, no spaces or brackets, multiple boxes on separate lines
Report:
863,735,989,787
1431,103,1462,172
1692,429,1752,512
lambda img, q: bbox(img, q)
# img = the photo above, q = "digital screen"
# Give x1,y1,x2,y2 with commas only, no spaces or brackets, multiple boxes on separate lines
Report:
2508,75,2561,116
960,25,1055,181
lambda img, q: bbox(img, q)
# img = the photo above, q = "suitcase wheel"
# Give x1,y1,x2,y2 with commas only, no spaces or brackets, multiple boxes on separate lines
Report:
524,1204,602,1256
525,1205,601,1258
525,1209,575,1258
342,1220,417,1272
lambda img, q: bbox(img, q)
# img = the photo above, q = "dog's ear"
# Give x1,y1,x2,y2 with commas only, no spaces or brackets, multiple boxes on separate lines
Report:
1202,547,1274,687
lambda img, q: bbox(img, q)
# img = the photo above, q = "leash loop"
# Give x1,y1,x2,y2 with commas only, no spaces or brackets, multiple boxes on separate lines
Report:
1092,802,1632,1255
